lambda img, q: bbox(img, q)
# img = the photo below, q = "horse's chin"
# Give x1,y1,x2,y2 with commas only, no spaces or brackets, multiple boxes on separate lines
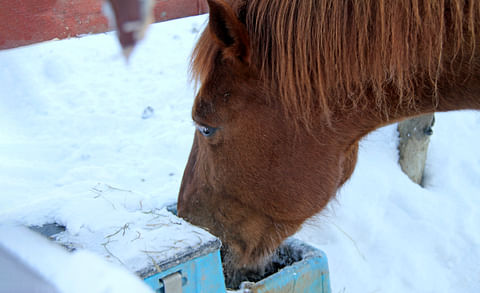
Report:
221,239,306,289
221,244,275,289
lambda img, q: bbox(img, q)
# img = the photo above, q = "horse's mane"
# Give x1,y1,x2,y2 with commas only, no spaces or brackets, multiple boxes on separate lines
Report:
192,0,480,126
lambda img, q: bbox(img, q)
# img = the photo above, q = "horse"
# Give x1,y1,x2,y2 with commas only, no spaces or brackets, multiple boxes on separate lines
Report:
177,0,480,282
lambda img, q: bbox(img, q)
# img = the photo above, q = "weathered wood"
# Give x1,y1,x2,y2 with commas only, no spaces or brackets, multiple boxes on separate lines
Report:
397,114,435,185
0,0,209,50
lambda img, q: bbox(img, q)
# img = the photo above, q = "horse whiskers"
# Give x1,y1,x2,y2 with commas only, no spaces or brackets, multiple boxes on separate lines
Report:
221,242,274,289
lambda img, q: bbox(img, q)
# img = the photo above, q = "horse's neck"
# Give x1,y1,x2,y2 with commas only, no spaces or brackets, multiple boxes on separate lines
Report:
343,65,480,142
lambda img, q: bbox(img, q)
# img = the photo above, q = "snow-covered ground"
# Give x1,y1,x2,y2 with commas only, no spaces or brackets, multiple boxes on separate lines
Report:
0,14,479,293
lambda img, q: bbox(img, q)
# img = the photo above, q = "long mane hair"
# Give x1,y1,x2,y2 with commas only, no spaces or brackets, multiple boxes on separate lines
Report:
192,0,480,125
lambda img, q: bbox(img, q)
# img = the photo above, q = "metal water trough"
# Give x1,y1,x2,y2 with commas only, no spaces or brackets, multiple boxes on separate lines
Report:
139,237,331,293
237,238,331,293
29,206,331,293
139,205,332,293
141,236,226,293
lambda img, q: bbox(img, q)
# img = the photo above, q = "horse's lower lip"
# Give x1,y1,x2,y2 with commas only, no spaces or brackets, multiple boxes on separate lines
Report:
222,238,308,289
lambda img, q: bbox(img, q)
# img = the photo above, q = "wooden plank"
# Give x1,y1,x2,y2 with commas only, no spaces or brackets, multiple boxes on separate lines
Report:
0,0,208,50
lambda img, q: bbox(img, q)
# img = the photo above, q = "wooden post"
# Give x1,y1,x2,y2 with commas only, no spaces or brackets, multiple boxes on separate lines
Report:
397,114,435,186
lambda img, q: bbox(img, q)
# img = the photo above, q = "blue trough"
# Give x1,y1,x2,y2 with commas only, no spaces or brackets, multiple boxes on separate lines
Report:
140,205,332,293
29,206,331,293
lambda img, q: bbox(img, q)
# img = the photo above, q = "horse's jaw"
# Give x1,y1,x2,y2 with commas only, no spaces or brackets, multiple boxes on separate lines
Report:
177,190,303,268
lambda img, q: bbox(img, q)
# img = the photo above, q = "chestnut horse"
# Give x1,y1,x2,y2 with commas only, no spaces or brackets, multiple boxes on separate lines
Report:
178,0,480,277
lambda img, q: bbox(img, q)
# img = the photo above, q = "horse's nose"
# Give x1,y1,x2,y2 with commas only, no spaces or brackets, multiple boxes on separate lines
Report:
177,135,199,217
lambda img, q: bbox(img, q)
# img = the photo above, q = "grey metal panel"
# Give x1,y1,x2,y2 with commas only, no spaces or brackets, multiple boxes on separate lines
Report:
0,245,60,293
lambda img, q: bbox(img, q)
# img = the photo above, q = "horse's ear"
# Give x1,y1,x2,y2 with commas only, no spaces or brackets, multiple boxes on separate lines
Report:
207,0,251,64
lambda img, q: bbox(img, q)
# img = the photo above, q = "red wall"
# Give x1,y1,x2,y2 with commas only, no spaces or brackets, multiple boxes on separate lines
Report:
0,0,208,50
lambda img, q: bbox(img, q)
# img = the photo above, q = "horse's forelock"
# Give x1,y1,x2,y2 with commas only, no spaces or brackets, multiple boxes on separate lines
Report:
190,29,219,92
192,0,480,127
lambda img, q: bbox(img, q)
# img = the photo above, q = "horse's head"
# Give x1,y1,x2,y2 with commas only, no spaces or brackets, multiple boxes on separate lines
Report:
178,0,358,269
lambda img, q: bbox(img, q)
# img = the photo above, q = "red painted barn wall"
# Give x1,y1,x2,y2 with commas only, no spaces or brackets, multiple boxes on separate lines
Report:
0,0,208,50
154,0,208,22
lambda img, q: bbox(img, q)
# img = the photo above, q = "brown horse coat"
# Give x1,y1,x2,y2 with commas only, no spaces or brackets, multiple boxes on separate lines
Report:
178,0,480,278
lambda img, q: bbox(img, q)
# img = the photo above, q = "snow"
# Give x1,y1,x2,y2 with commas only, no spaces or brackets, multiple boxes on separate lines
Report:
51,200,217,275
1,14,479,293
0,225,153,293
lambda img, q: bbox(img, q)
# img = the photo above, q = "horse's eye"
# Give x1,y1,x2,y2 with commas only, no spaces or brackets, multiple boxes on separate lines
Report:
196,124,217,137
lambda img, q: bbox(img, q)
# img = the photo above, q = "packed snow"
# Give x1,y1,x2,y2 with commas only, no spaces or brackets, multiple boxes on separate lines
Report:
0,226,153,293
0,14,479,293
